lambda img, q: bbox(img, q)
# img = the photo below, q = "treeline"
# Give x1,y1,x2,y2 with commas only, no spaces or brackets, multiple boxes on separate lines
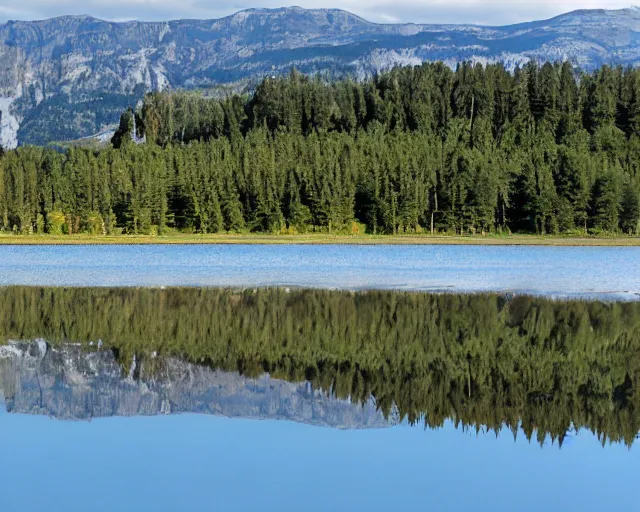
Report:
2,62,640,235
1,286,640,445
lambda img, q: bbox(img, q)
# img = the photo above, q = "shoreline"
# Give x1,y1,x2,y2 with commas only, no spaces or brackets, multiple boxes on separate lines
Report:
0,234,639,246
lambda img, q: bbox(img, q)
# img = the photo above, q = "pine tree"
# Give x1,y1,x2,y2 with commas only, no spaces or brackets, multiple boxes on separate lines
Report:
619,182,640,234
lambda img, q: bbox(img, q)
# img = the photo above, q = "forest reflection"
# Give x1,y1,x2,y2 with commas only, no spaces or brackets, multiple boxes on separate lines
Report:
1,286,639,446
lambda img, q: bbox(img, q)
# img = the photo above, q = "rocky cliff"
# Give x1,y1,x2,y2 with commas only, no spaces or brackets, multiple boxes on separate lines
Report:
3,7,640,146
0,340,390,428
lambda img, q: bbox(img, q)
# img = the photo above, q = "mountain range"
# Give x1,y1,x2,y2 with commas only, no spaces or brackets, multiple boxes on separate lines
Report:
3,6,640,147
0,340,389,427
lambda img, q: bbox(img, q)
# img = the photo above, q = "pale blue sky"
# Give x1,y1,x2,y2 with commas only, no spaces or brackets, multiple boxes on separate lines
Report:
0,0,637,25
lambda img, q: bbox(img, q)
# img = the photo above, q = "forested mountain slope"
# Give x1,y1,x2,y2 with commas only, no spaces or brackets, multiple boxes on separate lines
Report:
3,7,640,146
1,62,639,237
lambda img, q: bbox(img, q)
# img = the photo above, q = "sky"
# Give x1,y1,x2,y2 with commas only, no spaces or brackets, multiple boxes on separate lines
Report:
0,0,637,26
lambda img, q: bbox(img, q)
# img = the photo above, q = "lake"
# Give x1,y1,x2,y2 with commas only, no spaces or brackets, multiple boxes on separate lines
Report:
0,247,639,511
1,244,640,299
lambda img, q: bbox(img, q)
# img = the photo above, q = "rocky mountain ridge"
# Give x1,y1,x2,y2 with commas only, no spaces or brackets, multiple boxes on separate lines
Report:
0,340,389,428
3,7,640,146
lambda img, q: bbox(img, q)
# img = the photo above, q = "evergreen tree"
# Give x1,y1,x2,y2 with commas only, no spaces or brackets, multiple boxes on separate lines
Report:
0,61,638,237
619,182,640,234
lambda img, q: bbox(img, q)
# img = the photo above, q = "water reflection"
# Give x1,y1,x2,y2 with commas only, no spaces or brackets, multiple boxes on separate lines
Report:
1,286,639,446
0,341,387,429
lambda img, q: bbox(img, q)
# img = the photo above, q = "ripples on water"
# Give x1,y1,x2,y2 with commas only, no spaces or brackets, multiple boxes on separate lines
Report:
1,244,640,299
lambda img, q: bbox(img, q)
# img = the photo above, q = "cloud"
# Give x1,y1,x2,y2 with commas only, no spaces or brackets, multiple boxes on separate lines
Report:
0,0,636,25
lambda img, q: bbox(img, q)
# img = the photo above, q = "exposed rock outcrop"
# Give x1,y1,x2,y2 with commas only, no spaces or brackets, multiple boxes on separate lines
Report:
3,7,640,146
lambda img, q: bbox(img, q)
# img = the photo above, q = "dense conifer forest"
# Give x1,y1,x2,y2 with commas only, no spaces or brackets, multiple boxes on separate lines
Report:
1,61,640,235
1,286,639,445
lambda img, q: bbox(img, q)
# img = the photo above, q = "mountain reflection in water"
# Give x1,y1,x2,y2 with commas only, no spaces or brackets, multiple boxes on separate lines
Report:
0,341,387,429
1,286,639,446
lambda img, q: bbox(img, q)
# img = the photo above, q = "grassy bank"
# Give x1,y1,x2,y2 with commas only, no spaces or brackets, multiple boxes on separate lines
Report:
0,233,639,246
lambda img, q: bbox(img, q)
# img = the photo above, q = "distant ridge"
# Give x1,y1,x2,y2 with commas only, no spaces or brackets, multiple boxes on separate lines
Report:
3,6,640,146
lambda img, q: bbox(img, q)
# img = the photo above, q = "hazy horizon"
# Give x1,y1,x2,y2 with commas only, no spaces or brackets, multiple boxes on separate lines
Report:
0,1,638,27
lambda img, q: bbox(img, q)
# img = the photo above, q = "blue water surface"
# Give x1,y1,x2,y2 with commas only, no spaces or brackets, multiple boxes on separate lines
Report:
2,244,639,511
0,410,637,512
0,244,639,299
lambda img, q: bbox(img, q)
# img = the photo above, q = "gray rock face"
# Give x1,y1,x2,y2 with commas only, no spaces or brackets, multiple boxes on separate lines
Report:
0,340,390,429
3,6,640,146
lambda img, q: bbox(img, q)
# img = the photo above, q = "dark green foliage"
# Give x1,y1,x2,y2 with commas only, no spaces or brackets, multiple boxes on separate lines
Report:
110,109,135,149
1,61,640,235
16,90,144,147
620,183,640,234
1,286,640,446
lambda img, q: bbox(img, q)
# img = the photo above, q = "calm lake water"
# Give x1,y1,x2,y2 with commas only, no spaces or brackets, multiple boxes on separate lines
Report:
1,331,639,511
1,248,639,511
1,412,637,511
1,244,640,299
